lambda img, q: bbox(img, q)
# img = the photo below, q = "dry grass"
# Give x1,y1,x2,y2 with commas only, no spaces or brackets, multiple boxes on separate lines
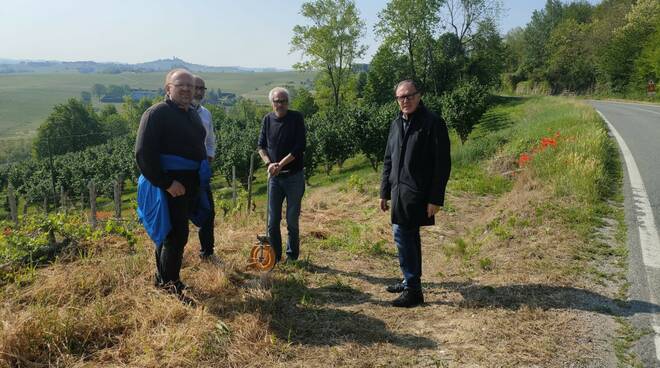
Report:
0,98,627,367
0,173,622,367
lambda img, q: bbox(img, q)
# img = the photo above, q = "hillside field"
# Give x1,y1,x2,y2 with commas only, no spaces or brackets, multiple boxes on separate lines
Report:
0,71,315,137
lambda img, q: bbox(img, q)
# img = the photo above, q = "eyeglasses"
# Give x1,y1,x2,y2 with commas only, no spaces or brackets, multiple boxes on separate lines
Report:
272,99,288,104
395,91,419,102
170,82,193,89
195,86,207,91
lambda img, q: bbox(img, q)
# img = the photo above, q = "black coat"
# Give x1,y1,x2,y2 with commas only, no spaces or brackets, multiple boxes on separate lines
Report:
380,102,451,226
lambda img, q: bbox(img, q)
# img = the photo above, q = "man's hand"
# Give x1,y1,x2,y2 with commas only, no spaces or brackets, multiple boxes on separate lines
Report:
166,180,186,197
427,203,440,218
207,156,214,163
267,163,280,176
380,198,389,212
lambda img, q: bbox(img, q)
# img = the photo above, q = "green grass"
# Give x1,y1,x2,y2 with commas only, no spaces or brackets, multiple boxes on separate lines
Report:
613,317,651,368
0,71,315,137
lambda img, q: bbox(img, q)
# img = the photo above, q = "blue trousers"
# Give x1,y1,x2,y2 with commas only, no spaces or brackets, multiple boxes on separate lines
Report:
392,224,422,291
268,171,305,261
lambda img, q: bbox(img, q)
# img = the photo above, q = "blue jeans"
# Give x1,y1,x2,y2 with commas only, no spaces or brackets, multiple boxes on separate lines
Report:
392,224,422,291
268,171,305,261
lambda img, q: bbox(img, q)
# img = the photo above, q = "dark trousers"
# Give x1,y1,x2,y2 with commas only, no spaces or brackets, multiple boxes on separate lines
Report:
198,186,215,256
392,224,422,291
156,176,198,284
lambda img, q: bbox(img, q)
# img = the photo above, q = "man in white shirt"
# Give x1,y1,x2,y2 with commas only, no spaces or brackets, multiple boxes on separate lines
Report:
193,75,217,260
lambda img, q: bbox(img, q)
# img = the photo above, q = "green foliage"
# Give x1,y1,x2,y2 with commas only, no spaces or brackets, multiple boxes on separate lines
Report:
0,213,137,283
316,220,393,257
363,45,405,105
91,83,107,99
467,18,507,87
216,117,261,188
291,0,367,107
507,0,660,95
5,135,136,202
290,87,319,118
375,0,440,88
353,102,398,171
34,99,106,158
307,108,357,174
440,78,490,144
546,18,595,93
80,91,92,104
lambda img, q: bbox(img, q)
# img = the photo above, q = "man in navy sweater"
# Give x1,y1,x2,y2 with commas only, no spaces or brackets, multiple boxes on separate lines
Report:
257,87,306,264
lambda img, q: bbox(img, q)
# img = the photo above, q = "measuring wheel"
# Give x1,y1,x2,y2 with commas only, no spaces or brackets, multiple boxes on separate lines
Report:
248,241,276,271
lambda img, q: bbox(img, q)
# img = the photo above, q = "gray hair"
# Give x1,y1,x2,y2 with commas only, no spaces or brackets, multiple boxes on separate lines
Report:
268,87,290,102
192,74,205,86
393,79,422,95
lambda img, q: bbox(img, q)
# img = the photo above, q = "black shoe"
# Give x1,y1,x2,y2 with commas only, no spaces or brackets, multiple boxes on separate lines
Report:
386,282,405,293
200,253,222,265
162,280,187,295
392,289,424,308
154,273,164,287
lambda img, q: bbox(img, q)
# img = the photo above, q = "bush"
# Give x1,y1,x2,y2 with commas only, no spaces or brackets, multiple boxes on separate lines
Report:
440,79,490,144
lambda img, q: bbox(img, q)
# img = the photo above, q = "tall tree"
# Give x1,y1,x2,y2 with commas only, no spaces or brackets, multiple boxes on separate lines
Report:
375,0,442,86
466,18,506,87
443,0,503,48
364,45,406,105
291,0,367,107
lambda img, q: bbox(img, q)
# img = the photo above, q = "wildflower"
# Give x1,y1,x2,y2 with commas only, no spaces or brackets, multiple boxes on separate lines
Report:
518,153,532,167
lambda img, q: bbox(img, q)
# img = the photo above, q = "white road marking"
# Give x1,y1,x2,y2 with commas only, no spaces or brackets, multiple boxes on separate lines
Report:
597,110,660,362
593,100,660,116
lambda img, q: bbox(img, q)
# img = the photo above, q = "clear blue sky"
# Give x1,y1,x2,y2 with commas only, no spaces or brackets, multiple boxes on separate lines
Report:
1,0,601,69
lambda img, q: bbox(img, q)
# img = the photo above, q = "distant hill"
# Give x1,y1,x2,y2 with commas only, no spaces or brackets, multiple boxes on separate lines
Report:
0,57,287,74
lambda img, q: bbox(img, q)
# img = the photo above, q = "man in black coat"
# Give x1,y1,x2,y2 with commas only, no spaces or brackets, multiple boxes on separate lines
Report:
380,79,451,307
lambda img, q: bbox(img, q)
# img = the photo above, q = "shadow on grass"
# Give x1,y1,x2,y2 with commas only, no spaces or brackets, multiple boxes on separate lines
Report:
473,111,514,136
283,261,659,318
425,282,658,317
263,274,437,349
207,263,436,349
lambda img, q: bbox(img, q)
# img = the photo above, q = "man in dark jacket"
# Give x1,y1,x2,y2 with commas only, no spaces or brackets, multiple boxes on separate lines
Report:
380,79,451,307
135,69,207,296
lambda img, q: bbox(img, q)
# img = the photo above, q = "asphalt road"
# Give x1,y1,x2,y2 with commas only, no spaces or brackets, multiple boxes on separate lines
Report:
590,100,660,367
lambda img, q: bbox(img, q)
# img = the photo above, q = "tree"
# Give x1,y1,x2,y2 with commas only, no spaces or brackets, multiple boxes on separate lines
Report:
91,83,107,99
122,97,156,132
291,87,319,118
598,0,659,92
355,102,399,171
375,0,441,87
546,18,595,93
466,18,506,87
308,108,357,174
291,0,367,107
519,0,565,82
99,104,119,120
100,114,130,137
440,78,489,144
429,32,465,94
364,45,405,105
443,0,503,48
34,99,105,158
